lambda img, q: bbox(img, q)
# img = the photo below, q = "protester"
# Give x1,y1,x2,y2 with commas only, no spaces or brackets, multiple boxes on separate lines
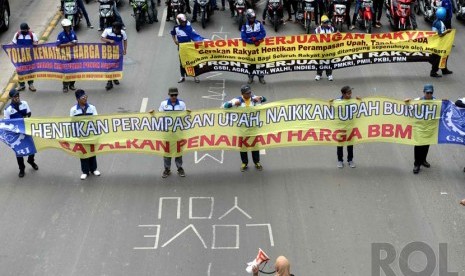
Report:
171,14,204,83
441,0,454,29
315,15,335,81
101,22,127,90
12,23,39,92
243,9,266,84
223,84,266,172
3,88,39,178
372,0,383,28
330,86,361,168
149,87,188,178
430,7,453,78
70,89,101,180
252,256,294,276
57,19,78,93
61,0,94,28
405,84,436,174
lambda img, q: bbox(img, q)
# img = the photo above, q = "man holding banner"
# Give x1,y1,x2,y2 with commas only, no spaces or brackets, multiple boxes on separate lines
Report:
57,19,78,93
101,22,127,91
12,23,39,92
242,9,266,85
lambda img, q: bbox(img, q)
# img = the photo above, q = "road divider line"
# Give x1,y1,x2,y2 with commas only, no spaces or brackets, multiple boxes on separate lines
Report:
140,98,149,112
158,7,168,37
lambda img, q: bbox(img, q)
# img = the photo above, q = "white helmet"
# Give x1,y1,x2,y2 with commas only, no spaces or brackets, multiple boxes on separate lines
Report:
176,14,187,25
246,9,256,20
61,18,72,27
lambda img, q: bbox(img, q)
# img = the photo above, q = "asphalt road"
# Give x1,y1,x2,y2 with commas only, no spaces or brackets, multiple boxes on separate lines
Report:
1,0,465,275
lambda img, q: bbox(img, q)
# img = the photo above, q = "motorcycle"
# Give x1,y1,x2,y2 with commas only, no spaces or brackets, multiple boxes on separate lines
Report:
131,0,157,31
385,0,413,30
63,0,82,29
169,0,187,21
457,0,465,20
234,0,247,31
296,0,317,33
418,0,440,22
99,0,116,29
265,0,284,32
356,0,373,33
195,0,213,29
331,0,348,31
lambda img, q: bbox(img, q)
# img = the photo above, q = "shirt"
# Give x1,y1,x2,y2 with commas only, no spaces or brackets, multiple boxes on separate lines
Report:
315,25,336,34
101,28,128,43
171,23,205,44
4,101,31,119
70,103,98,116
241,20,266,44
224,95,267,108
158,99,187,112
12,31,39,46
56,30,78,46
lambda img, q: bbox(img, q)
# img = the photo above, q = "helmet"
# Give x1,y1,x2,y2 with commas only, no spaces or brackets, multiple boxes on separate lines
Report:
176,14,187,25
246,9,256,20
9,88,19,98
436,7,446,20
321,15,330,23
20,22,29,31
61,18,72,27
423,84,434,93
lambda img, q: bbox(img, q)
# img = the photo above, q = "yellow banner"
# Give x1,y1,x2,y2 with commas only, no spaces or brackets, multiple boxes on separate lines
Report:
180,31,455,76
16,97,441,158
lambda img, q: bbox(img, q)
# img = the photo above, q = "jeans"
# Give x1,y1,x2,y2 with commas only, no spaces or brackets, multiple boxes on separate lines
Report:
372,0,382,22
240,151,260,164
337,146,353,162
63,81,76,88
414,145,429,166
164,156,183,169
17,155,35,172
430,54,448,74
80,156,98,174
19,80,34,87
316,69,332,76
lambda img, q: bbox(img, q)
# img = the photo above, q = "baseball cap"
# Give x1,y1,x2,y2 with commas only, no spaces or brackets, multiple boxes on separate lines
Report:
341,86,353,94
9,88,19,98
20,23,29,31
75,89,86,99
241,84,251,93
423,84,434,93
168,87,179,95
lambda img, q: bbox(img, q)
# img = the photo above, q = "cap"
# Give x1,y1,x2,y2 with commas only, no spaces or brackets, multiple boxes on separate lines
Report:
20,23,29,30
321,15,330,23
423,84,434,93
75,89,86,99
9,88,19,98
241,84,252,93
168,87,179,95
341,86,353,94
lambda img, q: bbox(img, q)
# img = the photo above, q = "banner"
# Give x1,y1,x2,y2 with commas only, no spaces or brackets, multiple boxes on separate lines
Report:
2,42,124,82
2,97,461,158
179,31,456,76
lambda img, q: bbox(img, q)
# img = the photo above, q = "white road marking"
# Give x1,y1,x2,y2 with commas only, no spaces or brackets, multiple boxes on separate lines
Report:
246,224,275,246
161,224,208,248
189,197,215,219
207,263,212,276
440,192,448,195
140,97,148,112
158,7,168,37
212,225,240,249
260,149,266,155
194,151,224,164
158,197,181,219
218,197,252,220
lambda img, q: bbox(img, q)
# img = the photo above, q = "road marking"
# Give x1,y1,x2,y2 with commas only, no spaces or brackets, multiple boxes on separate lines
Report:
212,225,240,249
158,197,181,219
140,97,148,112
218,197,252,220
440,192,448,195
194,151,224,164
161,224,208,248
158,7,168,37
260,149,266,155
207,263,212,276
246,224,275,246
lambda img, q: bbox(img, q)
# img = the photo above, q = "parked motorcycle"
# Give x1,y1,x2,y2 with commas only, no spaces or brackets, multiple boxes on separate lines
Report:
99,0,116,29
131,0,156,31
63,0,82,29
457,0,465,20
296,0,317,33
265,0,284,32
418,0,439,22
331,0,348,31
385,0,413,30
195,0,214,28
235,0,247,30
169,0,187,21
356,0,373,33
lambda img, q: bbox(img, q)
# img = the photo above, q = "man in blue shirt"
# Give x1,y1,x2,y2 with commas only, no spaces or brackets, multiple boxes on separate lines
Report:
430,7,453,78
56,19,78,93
171,14,205,83
101,22,127,90
12,23,39,92
242,9,266,84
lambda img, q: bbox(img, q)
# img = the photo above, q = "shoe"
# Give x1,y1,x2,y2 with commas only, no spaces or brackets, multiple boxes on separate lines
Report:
27,161,39,170
81,173,88,180
327,75,333,81
17,85,26,91
69,84,76,90
63,87,69,93
442,69,453,75
348,161,356,168
113,80,120,85
259,77,266,84
337,161,344,168
349,25,355,30
92,170,101,176
255,163,263,171
315,75,321,81
178,77,185,83
247,77,253,84
240,163,248,172
422,161,430,168
105,81,113,90
430,72,442,78
87,24,94,29
19,170,25,178
98,27,103,31
162,169,171,178
413,165,420,174
28,85,37,92
194,77,200,83
178,167,186,177
376,21,382,26
375,23,381,28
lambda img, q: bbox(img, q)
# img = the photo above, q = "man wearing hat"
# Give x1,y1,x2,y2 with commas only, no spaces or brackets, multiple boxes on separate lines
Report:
12,23,39,92
57,19,78,93
330,86,361,168
223,84,267,172
4,88,39,177
405,84,435,174
152,87,188,178
314,15,335,81
70,89,101,180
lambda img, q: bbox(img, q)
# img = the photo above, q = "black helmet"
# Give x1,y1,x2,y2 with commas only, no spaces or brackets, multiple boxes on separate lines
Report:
20,23,29,31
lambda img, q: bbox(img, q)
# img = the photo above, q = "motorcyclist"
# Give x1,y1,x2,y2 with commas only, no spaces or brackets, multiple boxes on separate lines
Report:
430,7,453,77
98,0,127,31
166,0,191,21
261,0,284,25
242,9,266,84
101,22,127,90
192,0,216,22
60,0,94,28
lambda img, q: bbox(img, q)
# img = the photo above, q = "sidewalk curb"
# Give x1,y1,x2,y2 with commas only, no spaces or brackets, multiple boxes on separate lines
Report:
0,10,62,113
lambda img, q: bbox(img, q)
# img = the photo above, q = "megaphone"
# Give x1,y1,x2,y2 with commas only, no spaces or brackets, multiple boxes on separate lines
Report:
246,248,270,273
